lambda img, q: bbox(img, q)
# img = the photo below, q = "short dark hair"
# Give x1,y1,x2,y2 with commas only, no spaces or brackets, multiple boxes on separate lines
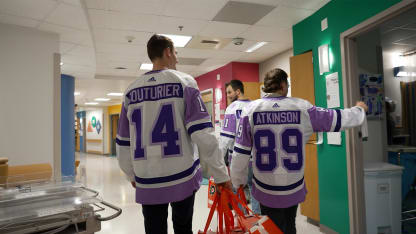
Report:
147,34,174,62
226,80,244,94
263,68,288,93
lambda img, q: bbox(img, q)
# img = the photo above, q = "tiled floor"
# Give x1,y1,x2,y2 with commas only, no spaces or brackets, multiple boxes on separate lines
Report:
76,152,323,234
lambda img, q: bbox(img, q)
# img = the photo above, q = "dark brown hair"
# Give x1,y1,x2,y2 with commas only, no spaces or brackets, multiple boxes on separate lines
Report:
147,34,174,62
263,68,288,93
225,79,244,94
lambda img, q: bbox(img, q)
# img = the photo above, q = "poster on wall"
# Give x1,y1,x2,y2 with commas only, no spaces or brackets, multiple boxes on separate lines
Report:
359,74,384,118
86,110,104,153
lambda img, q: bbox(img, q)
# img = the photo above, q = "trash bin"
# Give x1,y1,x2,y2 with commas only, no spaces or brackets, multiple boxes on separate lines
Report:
364,162,403,234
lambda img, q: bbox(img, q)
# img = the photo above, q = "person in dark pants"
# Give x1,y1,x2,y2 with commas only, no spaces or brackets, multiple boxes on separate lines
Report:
142,192,195,234
230,68,368,234
116,34,231,234
260,204,298,234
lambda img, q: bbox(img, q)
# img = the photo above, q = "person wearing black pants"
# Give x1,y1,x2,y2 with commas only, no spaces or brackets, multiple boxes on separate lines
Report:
142,192,195,234
260,204,298,234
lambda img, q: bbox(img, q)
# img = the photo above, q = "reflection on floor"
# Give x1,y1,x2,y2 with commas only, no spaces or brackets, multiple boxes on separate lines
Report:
76,152,323,234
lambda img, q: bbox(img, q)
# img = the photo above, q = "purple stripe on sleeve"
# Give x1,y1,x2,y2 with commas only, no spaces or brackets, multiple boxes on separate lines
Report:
307,106,335,132
252,183,306,208
184,87,211,125
235,116,252,148
117,103,130,138
135,169,202,205
222,114,236,133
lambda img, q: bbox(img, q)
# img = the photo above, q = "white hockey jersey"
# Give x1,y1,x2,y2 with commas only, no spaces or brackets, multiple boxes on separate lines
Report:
117,69,229,205
219,99,251,163
230,94,365,208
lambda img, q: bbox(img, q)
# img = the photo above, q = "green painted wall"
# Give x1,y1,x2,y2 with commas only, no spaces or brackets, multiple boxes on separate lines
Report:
292,0,402,233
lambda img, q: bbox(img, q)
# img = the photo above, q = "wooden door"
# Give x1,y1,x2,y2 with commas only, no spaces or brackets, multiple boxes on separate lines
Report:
111,115,119,155
290,51,320,222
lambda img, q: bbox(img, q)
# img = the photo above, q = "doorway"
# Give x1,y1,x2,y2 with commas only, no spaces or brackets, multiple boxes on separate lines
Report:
110,114,119,156
341,1,416,233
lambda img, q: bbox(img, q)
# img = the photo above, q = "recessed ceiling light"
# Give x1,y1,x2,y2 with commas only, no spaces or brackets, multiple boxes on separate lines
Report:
140,63,153,70
60,62,64,66
85,102,98,105
245,42,268,53
160,34,192,48
74,92,80,96
107,93,123,96
95,98,110,101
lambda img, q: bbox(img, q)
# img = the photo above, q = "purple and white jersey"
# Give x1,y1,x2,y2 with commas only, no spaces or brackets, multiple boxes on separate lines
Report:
219,99,251,161
230,94,365,208
117,69,229,205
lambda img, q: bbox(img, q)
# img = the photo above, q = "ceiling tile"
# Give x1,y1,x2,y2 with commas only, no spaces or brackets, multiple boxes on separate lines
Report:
89,9,160,32
238,25,292,44
108,0,167,15
255,5,314,28
62,54,95,67
85,0,108,10
232,0,280,6
156,16,209,36
382,29,416,44
0,0,58,20
210,50,243,61
176,64,198,72
39,23,91,44
279,0,328,10
163,0,228,20
222,40,259,52
67,45,95,57
95,43,147,57
199,21,250,38
60,0,82,7
0,13,40,28
45,3,88,30
213,1,276,25
93,29,153,45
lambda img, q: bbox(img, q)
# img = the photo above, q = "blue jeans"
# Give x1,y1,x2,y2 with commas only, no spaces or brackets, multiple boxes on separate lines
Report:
247,161,261,215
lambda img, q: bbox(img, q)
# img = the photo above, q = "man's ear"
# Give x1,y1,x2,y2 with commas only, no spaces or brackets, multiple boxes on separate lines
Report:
165,47,173,58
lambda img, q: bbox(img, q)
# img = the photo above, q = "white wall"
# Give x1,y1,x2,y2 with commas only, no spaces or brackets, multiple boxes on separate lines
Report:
259,49,293,97
0,23,59,168
259,49,293,83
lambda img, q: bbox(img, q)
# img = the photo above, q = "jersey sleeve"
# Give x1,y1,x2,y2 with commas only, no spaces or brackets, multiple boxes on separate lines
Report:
219,107,237,162
116,102,135,181
184,84,229,184
307,104,366,132
230,109,253,189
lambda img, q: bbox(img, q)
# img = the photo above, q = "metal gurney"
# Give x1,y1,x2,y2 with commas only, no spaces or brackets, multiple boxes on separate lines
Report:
0,180,122,234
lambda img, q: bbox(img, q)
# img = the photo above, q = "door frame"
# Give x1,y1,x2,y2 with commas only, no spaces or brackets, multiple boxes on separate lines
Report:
340,0,416,232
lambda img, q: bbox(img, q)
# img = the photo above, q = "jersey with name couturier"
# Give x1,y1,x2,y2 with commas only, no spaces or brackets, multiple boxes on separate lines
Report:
116,69,229,205
230,94,365,208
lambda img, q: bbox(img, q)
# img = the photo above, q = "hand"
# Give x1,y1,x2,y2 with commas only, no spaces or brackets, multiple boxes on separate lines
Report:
356,101,368,112
216,180,232,193
131,181,136,188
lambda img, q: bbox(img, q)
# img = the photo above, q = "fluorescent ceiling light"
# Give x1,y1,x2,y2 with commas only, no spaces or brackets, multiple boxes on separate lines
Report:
85,102,98,105
397,71,408,77
245,42,267,53
95,98,110,101
107,93,123,96
140,63,153,70
160,34,192,48
74,92,80,96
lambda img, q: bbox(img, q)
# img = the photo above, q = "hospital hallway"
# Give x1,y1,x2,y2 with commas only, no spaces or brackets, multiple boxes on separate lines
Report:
76,152,323,233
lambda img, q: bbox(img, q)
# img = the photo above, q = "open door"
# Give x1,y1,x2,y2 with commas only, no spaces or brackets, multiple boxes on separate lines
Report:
290,51,320,223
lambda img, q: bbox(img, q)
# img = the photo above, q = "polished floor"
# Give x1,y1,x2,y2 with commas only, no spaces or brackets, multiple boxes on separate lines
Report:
76,153,323,234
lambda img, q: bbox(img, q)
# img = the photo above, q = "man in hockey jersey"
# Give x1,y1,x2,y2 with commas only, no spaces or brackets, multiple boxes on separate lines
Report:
230,68,368,234
220,79,260,215
116,34,231,234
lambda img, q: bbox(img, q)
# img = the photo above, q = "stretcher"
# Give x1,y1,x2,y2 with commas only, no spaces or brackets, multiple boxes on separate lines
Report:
0,179,121,234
